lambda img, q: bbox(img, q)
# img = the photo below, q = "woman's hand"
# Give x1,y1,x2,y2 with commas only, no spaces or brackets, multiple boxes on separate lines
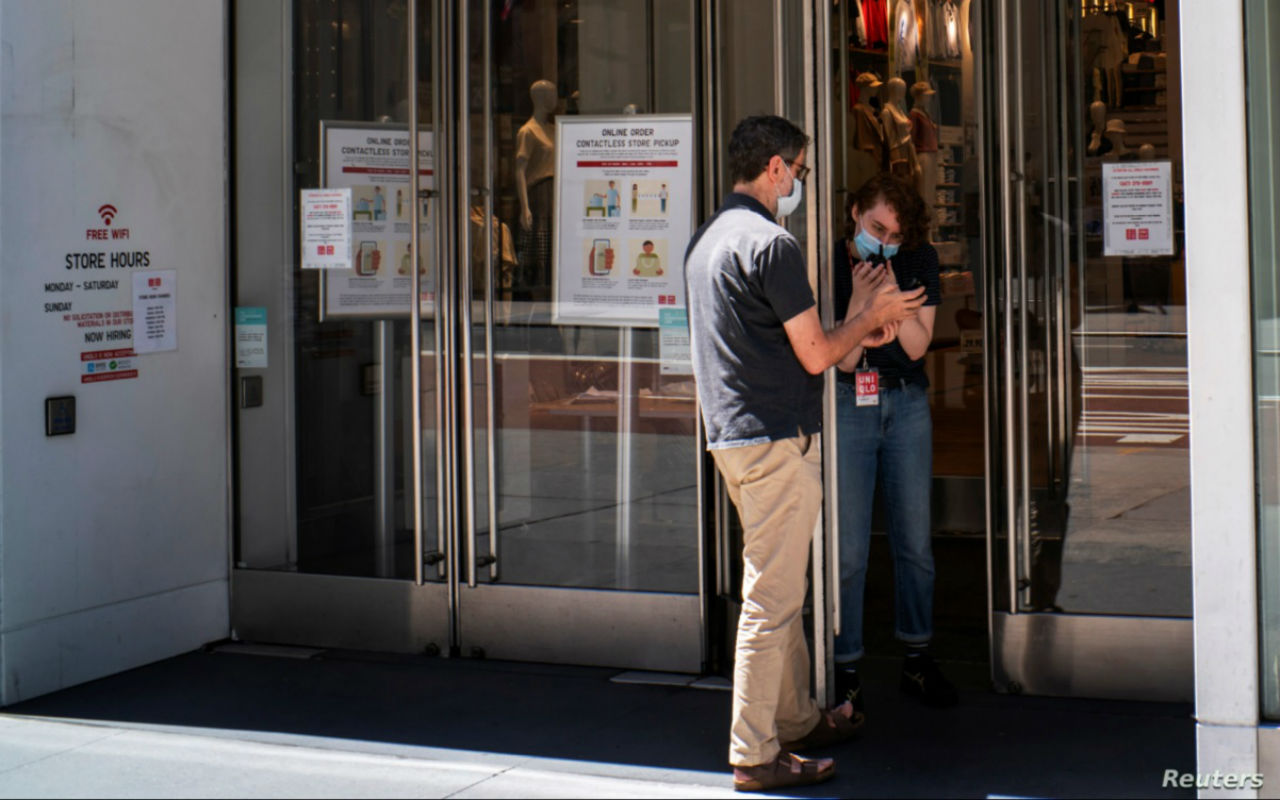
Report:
849,258,888,316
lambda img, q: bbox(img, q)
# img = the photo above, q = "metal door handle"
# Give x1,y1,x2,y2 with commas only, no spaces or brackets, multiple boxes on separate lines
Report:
458,0,480,590
481,0,500,584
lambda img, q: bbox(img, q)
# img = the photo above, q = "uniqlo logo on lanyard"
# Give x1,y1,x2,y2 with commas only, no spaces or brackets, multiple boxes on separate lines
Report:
855,368,880,406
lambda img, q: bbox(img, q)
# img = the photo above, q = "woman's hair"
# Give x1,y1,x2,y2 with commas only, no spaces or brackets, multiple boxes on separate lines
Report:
846,173,931,251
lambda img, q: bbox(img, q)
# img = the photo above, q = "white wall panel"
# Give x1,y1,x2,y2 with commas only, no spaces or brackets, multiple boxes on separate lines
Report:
0,0,229,704
1180,0,1262,789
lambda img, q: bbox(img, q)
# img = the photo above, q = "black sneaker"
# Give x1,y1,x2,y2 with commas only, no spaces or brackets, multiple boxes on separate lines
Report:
900,654,959,708
834,668,865,714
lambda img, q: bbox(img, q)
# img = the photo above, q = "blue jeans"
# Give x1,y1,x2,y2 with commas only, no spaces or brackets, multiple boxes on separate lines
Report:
834,380,935,663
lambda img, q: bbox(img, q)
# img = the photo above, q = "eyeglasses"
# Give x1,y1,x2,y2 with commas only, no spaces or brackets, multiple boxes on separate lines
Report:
785,159,811,182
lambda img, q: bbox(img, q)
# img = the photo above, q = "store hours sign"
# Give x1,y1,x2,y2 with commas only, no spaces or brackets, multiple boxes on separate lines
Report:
45,204,164,384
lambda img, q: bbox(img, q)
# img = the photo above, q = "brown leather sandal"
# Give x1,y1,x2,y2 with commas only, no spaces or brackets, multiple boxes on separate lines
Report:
732,751,836,792
779,703,866,752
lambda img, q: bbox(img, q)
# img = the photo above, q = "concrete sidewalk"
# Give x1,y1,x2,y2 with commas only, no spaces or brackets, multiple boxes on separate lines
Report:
0,715,735,798
0,646,1196,798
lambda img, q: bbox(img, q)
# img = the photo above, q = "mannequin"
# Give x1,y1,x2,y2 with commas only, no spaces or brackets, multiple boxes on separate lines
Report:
1138,143,1156,161
850,72,887,190
880,77,918,181
909,81,938,217
1086,100,1107,156
514,79,558,299
1103,118,1130,161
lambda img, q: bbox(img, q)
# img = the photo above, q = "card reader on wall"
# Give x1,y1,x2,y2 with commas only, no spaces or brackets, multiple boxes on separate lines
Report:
45,396,76,436
241,376,263,409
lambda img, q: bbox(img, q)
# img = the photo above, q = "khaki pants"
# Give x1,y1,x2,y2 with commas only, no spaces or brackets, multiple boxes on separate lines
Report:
712,435,823,767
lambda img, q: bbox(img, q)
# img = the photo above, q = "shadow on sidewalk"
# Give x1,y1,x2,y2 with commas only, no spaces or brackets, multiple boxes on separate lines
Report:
5,647,1195,798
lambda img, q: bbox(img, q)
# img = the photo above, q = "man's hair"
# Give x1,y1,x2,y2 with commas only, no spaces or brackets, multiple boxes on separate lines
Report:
643,240,654,246
847,172,931,251
727,115,810,184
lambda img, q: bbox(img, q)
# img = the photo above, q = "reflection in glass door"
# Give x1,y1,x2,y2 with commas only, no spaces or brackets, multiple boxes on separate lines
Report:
984,0,1192,701
452,0,703,670
232,0,452,654
235,0,707,669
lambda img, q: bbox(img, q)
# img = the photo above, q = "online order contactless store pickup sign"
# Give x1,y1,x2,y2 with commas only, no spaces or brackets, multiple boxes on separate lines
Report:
552,115,694,328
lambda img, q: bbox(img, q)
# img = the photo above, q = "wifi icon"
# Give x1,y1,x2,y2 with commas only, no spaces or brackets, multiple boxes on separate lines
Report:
98,204,118,226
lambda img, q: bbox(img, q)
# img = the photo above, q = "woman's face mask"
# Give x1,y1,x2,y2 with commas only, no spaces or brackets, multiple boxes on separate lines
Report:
853,209,901,261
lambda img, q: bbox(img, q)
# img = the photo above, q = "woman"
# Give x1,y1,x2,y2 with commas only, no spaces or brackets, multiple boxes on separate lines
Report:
833,172,957,711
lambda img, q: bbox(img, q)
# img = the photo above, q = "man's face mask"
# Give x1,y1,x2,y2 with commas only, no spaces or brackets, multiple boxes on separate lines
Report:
776,160,805,217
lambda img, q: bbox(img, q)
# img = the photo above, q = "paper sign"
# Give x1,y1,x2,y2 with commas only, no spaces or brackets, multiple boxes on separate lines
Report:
553,115,694,327
132,269,177,353
1102,161,1174,257
301,187,353,269
235,307,268,368
319,124,436,318
659,307,692,375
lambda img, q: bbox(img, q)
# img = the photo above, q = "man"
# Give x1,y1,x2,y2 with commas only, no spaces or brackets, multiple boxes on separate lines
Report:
606,180,620,217
634,240,663,277
685,115,925,792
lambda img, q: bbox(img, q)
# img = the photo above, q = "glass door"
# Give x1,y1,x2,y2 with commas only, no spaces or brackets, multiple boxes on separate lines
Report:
232,0,451,652
234,0,708,670
449,0,703,670
983,0,1193,701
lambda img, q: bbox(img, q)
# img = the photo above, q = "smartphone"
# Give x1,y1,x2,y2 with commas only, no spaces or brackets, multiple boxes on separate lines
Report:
357,241,377,276
902,274,923,291
590,239,612,276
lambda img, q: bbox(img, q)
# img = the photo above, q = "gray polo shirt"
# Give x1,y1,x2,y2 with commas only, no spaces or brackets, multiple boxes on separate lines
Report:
685,193,822,449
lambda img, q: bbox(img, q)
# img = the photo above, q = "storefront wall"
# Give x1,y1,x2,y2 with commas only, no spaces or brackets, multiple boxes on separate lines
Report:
0,0,232,704
1184,0,1262,793
0,11,1268,789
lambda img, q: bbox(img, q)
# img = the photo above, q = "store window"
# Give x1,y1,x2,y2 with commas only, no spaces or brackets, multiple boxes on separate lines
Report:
1245,0,1280,719
252,0,700,594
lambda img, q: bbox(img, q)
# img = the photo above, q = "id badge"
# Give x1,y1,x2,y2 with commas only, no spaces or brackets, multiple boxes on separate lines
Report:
855,368,880,407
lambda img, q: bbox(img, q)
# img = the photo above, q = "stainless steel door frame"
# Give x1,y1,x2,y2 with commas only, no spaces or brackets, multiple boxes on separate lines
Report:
810,0,838,708
992,613,1192,702
232,570,451,654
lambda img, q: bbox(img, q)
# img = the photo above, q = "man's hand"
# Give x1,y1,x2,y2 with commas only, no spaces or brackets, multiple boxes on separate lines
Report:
861,320,900,349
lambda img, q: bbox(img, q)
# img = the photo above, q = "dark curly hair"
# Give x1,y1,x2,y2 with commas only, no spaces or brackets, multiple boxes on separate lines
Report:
846,173,931,251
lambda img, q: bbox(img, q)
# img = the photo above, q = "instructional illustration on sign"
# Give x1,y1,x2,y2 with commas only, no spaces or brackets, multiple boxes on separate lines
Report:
320,123,435,318
553,115,693,327
1103,161,1174,257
